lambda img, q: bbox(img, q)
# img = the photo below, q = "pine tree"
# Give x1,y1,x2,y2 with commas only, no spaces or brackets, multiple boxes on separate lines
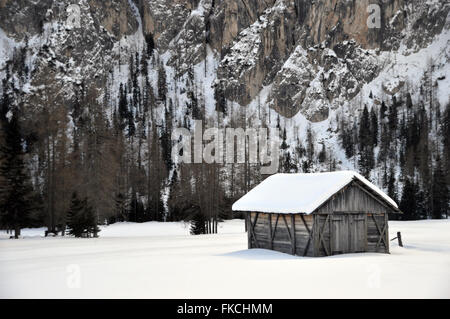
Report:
118,83,128,129
379,123,389,163
370,107,378,146
388,100,398,136
187,90,201,120
358,105,374,178
380,101,387,120
342,126,355,158
399,178,419,220
66,192,100,237
84,199,100,237
66,192,85,237
301,160,310,173
281,151,294,173
145,33,155,57
214,83,227,115
0,106,36,238
157,63,167,103
306,124,314,162
190,210,206,235
359,105,371,147
318,143,326,163
127,109,135,137
167,168,184,221
431,158,449,219
280,127,288,150
387,166,397,204
406,92,413,109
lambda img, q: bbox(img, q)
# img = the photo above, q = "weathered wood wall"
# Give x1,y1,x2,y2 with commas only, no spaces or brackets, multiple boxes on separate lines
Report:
367,213,389,253
312,212,389,256
312,180,391,256
248,212,314,257
314,181,391,215
246,180,392,257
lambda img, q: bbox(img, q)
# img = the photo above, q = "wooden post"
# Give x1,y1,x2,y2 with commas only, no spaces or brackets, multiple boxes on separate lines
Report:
385,213,389,253
291,214,296,255
397,231,403,247
268,213,273,250
247,213,251,249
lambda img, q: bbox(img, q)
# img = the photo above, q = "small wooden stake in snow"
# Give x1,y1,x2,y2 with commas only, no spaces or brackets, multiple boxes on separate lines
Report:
397,232,403,247
390,231,403,247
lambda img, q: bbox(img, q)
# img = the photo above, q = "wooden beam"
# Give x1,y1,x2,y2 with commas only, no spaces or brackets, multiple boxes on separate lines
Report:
271,214,280,243
268,213,273,250
386,213,390,253
282,214,292,243
329,214,333,255
248,212,260,248
371,214,388,251
318,215,330,256
365,214,368,252
376,224,387,250
246,213,251,249
376,218,388,251
291,214,296,255
300,214,311,233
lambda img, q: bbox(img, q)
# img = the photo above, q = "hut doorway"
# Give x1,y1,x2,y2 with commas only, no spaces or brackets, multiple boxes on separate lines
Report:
330,213,367,255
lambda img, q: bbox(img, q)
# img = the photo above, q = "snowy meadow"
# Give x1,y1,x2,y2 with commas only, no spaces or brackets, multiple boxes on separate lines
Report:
0,219,449,298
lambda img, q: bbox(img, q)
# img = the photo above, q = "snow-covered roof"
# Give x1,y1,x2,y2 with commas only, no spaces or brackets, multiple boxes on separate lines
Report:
232,171,399,214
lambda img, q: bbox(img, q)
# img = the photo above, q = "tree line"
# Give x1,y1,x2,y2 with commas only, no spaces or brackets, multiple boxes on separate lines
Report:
338,80,449,220
0,37,260,237
0,41,448,238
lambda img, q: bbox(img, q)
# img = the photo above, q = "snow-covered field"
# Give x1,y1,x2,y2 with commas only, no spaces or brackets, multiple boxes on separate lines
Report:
0,219,449,299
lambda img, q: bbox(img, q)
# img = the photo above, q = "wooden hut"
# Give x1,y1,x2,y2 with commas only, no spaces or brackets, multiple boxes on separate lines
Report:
232,171,401,257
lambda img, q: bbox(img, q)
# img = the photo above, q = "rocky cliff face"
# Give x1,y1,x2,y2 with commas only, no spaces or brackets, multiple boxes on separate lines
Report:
0,0,449,122
215,0,449,121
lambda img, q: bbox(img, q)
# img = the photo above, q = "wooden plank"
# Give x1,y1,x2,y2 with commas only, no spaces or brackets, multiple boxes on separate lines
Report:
268,213,273,250
375,214,388,251
247,213,251,249
313,181,392,216
271,214,280,243
249,212,260,248
371,213,387,251
318,214,330,256
329,214,333,254
372,214,389,251
300,214,312,233
282,214,292,243
272,242,293,254
291,214,296,255
365,213,368,251
271,232,292,243
386,213,390,253
352,181,393,211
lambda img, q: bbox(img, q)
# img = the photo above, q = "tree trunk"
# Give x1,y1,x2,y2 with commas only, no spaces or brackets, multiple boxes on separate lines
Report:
14,225,21,239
